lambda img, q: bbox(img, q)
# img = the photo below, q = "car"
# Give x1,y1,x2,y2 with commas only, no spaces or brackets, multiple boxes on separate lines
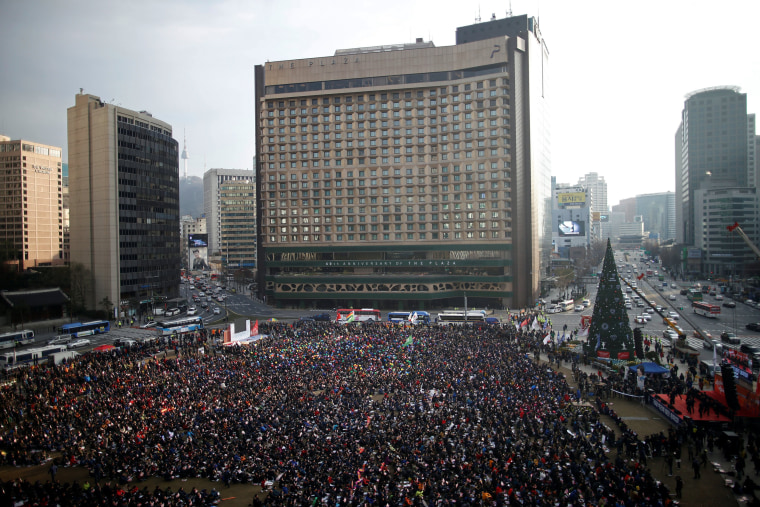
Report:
165,308,180,317
113,338,136,348
67,339,91,349
715,294,724,301
671,283,678,289
313,313,331,321
582,299,591,307
668,311,679,320
199,292,205,297
680,289,689,295
187,306,198,316
140,321,157,329
668,294,677,301
746,322,760,332
48,335,72,345
723,301,736,308
720,332,740,345
201,301,209,308
624,303,632,309
639,313,652,322
746,299,756,306
574,305,584,312
634,316,647,324
663,329,679,342
646,307,655,314
213,306,221,315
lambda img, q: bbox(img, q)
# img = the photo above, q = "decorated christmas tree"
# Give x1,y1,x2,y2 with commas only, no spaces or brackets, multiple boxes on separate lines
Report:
589,239,635,359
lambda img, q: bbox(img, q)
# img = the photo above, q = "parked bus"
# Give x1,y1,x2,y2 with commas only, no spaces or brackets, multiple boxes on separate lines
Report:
58,320,111,338
0,345,67,370
686,289,703,302
0,329,35,350
560,300,575,312
692,301,721,318
436,311,486,325
387,311,431,324
155,316,204,336
335,308,382,323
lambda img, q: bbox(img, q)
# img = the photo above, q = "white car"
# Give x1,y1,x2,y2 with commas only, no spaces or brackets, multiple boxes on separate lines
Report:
48,336,71,346
639,313,652,322
67,339,91,349
668,294,677,301
213,306,221,315
715,294,724,301
668,311,679,320
574,305,584,312
634,316,647,324
187,306,198,316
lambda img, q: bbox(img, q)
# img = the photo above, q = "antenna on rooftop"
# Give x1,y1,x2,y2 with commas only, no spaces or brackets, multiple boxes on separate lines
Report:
475,6,481,23
507,0,512,18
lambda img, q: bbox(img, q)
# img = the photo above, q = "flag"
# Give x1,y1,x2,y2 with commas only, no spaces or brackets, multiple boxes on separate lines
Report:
543,334,552,345
531,318,539,331
251,320,259,336
520,318,528,328
408,312,418,324
727,222,740,232
402,336,414,347
637,273,645,280
577,326,589,338
346,311,356,323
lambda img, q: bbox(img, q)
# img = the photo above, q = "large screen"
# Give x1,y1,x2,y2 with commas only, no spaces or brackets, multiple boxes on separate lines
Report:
558,220,585,237
188,234,209,271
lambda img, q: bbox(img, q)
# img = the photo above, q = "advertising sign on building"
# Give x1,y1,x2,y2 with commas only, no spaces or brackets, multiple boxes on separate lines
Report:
557,192,586,205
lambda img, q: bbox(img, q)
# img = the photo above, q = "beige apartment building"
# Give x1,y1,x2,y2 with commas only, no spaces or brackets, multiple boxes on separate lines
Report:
254,14,551,310
0,135,64,271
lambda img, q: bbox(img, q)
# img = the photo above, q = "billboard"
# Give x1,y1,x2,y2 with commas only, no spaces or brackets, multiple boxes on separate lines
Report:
558,220,585,236
188,233,209,271
557,192,586,205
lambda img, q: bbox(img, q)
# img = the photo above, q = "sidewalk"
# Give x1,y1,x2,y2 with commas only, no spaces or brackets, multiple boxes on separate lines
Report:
549,354,757,505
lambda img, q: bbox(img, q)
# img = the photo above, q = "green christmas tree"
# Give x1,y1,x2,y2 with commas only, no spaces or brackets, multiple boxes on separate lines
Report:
589,239,635,359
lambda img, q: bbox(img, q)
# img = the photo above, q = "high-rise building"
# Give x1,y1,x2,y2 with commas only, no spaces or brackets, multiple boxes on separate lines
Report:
219,177,256,271
67,93,180,314
203,168,256,260
0,135,64,270
577,172,608,213
253,14,551,309
676,87,753,246
635,192,675,242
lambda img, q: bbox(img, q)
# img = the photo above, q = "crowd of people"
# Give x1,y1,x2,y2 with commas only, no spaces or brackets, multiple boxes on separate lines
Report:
1,318,681,505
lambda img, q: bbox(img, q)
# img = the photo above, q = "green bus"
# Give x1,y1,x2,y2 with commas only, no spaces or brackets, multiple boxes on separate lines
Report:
687,289,702,302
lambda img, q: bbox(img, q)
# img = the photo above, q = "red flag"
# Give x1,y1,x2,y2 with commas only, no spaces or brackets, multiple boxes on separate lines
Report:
727,222,740,232
637,273,645,280
251,320,259,336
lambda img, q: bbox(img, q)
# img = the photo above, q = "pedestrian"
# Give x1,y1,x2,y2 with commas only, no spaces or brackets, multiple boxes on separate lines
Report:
692,457,701,479
665,453,674,476
675,476,683,498
48,463,57,482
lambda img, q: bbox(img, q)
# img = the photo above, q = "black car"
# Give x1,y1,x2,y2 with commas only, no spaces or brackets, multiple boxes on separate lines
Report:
680,288,689,296
746,322,760,332
720,332,740,345
723,301,736,308
313,313,331,321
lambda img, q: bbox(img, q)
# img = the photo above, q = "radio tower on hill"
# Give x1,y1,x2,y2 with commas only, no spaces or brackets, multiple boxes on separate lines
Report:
181,130,189,179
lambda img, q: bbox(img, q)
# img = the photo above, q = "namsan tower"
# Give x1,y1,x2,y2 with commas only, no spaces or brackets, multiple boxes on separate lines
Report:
181,130,189,179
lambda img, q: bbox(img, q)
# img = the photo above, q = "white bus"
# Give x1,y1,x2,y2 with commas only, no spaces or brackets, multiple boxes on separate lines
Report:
560,300,575,312
0,329,35,350
436,311,486,325
0,345,67,370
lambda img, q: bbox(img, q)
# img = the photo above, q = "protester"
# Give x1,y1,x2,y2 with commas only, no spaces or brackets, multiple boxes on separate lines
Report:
0,319,673,505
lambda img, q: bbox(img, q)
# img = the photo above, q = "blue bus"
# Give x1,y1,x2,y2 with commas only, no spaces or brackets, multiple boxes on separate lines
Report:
156,316,204,336
387,311,431,324
58,320,111,338
0,345,68,370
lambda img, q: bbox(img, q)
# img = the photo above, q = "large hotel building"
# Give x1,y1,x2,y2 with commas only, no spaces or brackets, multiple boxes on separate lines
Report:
254,14,551,310
0,135,64,271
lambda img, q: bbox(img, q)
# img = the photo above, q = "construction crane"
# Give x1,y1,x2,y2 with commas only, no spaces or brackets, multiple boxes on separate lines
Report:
727,222,760,260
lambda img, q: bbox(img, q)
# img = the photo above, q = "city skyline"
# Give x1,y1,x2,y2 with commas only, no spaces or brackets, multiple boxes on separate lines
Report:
1,0,758,207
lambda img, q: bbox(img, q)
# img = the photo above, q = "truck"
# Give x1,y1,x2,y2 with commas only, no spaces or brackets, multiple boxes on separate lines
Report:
49,351,79,365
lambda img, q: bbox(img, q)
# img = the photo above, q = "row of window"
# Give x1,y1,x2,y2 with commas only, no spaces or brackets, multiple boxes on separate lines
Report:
266,231,508,243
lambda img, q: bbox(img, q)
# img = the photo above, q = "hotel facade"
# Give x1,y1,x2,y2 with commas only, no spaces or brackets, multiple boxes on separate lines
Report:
0,135,64,271
254,15,551,310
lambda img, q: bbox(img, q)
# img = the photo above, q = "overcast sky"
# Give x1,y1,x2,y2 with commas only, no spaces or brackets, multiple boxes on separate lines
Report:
1,0,758,207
